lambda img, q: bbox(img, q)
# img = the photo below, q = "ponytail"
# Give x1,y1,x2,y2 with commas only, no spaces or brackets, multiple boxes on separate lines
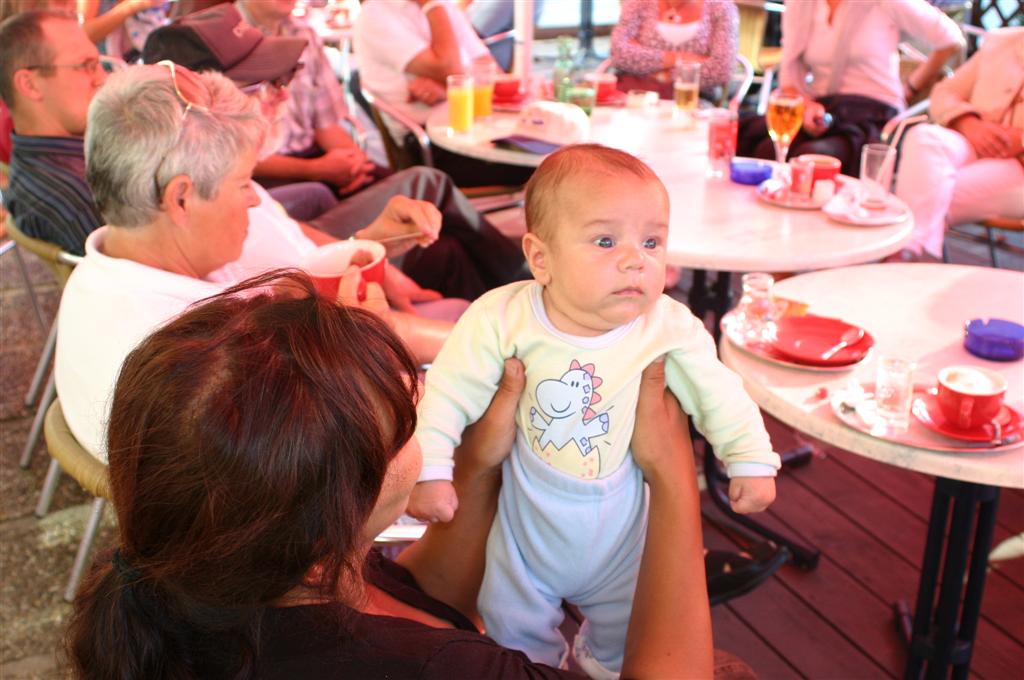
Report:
66,548,257,679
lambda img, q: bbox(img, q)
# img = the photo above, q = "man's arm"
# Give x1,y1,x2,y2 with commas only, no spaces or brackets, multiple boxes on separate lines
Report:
404,1,466,83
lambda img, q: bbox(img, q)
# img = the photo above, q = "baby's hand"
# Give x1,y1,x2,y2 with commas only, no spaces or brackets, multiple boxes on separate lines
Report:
406,480,459,523
728,476,776,514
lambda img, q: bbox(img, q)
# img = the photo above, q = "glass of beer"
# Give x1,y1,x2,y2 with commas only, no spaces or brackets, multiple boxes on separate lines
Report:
673,62,701,116
446,74,474,134
766,89,805,171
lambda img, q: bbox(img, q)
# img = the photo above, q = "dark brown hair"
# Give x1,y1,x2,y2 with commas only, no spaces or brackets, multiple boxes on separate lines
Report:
0,9,75,107
66,270,420,679
524,143,664,241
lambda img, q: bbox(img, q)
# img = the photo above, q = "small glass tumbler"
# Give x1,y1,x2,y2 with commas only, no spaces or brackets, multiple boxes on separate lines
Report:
735,272,777,343
875,356,914,431
446,74,474,134
707,108,738,178
858,143,896,210
566,84,596,116
471,60,495,119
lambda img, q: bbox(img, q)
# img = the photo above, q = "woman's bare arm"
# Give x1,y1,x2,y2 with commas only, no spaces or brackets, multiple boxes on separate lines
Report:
621,358,714,678
398,358,524,621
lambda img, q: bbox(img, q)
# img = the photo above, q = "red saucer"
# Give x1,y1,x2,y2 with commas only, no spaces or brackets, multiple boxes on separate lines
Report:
492,91,528,106
770,315,874,366
912,391,1022,442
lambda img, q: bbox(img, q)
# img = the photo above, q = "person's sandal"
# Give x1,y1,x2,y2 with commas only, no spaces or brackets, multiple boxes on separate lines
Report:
705,541,790,606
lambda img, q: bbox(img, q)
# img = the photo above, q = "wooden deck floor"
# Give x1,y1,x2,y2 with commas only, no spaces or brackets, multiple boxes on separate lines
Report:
703,414,1024,679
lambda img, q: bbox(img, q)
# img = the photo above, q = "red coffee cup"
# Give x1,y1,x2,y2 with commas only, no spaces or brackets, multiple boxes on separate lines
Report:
796,154,841,185
299,240,386,301
936,365,1007,430
584,72,618,101
493,74,523,99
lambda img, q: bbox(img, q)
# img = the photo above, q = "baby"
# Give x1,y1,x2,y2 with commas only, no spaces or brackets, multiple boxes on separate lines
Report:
411,144,779,676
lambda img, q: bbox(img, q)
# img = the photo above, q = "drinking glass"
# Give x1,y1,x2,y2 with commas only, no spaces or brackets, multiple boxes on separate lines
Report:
858,143,896,211
471,60,495,119
673,62,701,114
734,272,777,343
707,108,738,178
566,84,596,116
766,90,805,174
446,74,474,134
875,356,914,431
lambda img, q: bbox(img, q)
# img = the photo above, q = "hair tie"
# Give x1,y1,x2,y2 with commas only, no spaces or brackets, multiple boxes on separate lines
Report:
112,549,142,584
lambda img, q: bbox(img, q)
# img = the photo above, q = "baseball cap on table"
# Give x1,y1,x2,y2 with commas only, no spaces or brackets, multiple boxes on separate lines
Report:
142,4,307,88
494,101,591,154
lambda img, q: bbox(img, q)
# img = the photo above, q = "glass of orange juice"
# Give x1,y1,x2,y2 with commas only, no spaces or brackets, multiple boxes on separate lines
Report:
471,60,495,119
447,74,474,134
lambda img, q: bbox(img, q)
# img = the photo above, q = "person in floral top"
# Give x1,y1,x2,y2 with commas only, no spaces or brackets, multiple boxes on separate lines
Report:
610,0,738,98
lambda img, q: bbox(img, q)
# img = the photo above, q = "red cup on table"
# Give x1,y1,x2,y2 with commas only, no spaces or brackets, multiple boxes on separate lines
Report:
936,365,1007,430
299,240,386,301
583,72,618,101
493,74,523,99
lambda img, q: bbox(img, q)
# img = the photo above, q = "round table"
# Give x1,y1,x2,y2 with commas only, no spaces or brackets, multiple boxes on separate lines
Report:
720,263,1024,678
425,102,914,272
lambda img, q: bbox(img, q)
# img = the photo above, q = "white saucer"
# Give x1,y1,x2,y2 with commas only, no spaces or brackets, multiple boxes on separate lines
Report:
823,184,909,226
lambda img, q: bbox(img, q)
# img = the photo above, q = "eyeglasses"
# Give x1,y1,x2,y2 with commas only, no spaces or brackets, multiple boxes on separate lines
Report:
153,60,211,201
24,57,102,74
238,63,304,96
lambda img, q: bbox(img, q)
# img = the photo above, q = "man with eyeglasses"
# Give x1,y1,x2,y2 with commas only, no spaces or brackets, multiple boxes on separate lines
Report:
0,10,108,255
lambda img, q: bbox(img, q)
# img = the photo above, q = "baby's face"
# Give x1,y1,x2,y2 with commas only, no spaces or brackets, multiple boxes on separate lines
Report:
537,172,669,336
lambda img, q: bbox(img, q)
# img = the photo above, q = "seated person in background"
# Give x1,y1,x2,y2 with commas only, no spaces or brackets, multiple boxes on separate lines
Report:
736,0,963,175
234,0,388,197
81,0,168,61
56,63,459,461
67,269,725,679
145,3,528,301
354,0,534,188
893,27,1024,262
610,0,739,101
1,9,107,254
410,145,779,676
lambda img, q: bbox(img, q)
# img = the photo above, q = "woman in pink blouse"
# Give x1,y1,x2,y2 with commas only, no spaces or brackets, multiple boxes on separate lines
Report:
611,0,739,100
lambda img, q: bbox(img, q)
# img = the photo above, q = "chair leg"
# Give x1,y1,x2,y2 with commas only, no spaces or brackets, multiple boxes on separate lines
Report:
942,241,951,264
19,373,55,469
35,458,62,518
24,320,57,409
64,497,106,602
12,245,47,332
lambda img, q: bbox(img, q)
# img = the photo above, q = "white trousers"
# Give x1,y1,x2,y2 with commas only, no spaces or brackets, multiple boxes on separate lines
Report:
894,124,1024,258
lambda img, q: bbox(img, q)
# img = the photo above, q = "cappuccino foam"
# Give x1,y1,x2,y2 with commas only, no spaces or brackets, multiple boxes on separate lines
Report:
940,367,1003,396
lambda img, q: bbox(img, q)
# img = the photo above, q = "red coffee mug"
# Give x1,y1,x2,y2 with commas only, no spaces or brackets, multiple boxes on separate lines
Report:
584,72,618,101
299,240,386,301
796,154,841,185
936,365,1007,430
493,75,523,99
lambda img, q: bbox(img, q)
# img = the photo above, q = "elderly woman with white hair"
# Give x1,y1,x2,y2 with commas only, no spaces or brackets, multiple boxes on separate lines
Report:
55,63,454,461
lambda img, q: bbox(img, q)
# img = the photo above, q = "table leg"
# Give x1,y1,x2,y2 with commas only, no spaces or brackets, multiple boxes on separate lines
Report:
687,269,734,343
902,478,1000,680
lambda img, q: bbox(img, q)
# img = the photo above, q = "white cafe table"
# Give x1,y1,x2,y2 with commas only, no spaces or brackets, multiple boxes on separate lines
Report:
426,102,913,273
720,263,1024,679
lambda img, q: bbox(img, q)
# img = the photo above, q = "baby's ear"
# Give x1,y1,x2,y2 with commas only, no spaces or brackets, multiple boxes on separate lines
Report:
522,233,552,285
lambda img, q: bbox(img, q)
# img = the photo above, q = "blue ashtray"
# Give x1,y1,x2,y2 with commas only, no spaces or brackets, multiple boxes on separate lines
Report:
964,318,1024,361
730,158,774,186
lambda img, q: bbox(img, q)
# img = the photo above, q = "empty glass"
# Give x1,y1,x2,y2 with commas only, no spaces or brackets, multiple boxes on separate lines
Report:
858,143,896,210
734,273,777,343
875,356,914,431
